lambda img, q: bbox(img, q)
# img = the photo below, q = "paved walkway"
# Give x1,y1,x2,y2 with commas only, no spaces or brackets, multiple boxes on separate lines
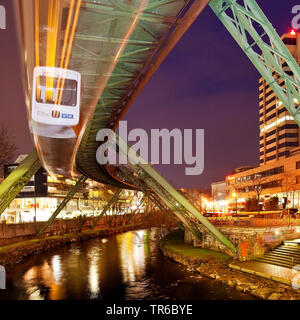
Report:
230,239,300,285
288,239,300,244
230,261,294,285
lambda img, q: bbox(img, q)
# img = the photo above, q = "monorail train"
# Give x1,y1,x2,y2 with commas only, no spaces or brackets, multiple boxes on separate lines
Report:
32,66,81,126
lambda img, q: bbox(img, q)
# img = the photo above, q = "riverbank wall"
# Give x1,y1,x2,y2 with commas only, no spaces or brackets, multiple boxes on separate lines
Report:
160,231,300,300
185,225,300,261
0,211,173,247
0,223,147,268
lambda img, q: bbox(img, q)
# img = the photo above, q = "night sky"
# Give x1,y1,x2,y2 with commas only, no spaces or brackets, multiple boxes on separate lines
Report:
0,0,299,188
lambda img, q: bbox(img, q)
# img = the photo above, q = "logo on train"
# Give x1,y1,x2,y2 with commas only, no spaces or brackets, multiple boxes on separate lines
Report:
62,113,74,119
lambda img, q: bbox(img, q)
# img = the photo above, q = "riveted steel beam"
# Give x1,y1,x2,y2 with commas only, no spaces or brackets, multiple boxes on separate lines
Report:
37,176,88,237
111,134,236,254
75,34,156,46
82,1,176,24
0,149,41,216
91,188,122,230
117,165,186,230
209,0,300,125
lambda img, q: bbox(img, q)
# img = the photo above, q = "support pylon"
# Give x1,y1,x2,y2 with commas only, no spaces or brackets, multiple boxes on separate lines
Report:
118,165,184,230
112,134,236,254
210,0,300,125
37,175,88,237
90,188,122,230
0,149,41,216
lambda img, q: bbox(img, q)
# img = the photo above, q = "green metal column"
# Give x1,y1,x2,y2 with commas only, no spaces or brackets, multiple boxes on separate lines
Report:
209,0,300,125
118,165,184,230
138,172,204,238
120,162,200,234
91,188,122,230
146,192,184,230
114,134,236,254
0,149,41,216
37,175,88,237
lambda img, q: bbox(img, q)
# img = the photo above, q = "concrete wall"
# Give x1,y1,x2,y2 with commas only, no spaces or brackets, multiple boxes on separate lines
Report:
185,225,300,261
0,213,145,246
0,211,174,246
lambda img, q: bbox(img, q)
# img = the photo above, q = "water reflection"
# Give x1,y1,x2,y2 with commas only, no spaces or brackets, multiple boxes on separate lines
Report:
87,246,101,298
52,255,62,283
118,231,146,284
0,228,254,300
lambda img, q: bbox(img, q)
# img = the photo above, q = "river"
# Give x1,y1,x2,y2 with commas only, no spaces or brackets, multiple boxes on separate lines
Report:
0,228,254,300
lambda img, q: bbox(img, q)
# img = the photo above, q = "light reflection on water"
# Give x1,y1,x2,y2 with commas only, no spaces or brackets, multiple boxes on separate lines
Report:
0,228,254,300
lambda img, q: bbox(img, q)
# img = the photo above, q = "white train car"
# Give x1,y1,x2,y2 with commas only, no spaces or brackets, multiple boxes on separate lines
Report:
32,67,81,126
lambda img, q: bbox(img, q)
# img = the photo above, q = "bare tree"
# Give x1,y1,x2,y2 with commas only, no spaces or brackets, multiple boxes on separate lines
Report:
264,196,279,211
281,172,297,208
229,187,242,214
0,124,18,177
245,197,259,212
251,174,264,215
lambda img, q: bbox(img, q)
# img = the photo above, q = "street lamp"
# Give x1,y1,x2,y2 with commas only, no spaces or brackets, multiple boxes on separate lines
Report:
232,192,238,215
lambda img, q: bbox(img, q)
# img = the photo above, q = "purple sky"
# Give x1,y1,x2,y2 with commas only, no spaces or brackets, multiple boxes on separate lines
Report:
0,0,298,188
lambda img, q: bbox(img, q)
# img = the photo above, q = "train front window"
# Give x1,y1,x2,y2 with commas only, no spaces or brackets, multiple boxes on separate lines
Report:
36,76,77,107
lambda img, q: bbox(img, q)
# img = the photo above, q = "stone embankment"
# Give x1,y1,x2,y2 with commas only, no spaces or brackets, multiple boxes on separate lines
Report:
159,241,300,300
0,224,143,268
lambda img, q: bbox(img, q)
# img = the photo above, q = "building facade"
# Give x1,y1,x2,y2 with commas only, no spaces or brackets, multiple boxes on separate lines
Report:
259,31,300,165
212,30,300,212
226,149,300,210
2,156,143,223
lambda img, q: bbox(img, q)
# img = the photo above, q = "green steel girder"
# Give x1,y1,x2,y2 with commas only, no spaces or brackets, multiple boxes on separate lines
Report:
113,134,236,254
81,72,134,79
75,0,205,185
107,79,135,87
117,165,187,230
120,47,153,58
91,188,122,229
146,191,184,230
147,181,203,237
37,176,88,237
146,0,183,11
137,21,161,41
132,163,206,238
0,149,41,216
209,0,300,125
71,53,145,65
75,34,157,46
83,1,177,25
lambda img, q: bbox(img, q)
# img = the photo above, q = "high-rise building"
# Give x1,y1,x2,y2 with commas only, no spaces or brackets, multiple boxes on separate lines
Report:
259,30,300,165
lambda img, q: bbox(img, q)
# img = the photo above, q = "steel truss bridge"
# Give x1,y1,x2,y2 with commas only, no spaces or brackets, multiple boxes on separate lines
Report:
1,0,300,255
